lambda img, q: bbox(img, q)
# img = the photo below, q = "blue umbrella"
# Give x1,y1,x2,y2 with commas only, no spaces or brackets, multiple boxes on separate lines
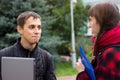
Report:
79,46,96,80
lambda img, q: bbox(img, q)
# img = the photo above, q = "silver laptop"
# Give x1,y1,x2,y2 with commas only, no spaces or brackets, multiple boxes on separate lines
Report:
1,57,35,80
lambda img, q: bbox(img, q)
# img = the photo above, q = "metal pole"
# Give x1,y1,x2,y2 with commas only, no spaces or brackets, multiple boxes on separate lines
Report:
70,0,76,68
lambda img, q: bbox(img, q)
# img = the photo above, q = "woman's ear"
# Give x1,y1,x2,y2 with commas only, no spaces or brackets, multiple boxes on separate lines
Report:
17,25,23,35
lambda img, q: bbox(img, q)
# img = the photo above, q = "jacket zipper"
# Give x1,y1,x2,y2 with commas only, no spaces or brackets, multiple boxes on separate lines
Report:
28,52,31,57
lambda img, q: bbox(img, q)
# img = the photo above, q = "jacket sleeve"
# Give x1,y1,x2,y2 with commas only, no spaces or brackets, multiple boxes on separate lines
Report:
0,46,14,80
0,48,8,80
76,71,90,80
0,50,3,80
94,47,120,80
77,47,120,80
44,53,56,80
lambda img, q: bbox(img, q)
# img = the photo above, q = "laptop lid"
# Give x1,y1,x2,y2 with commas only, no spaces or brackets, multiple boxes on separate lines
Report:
1,57,35,80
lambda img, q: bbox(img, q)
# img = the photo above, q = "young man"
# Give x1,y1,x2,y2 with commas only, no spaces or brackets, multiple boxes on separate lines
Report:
0,11,56,80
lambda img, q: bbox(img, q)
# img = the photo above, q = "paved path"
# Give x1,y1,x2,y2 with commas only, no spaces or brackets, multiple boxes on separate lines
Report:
57,75,76,80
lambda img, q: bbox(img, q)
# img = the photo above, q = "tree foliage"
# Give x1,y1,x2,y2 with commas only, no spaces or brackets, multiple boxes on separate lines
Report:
0,0,63,61
48,0,89,54
50,0,89,40
0,0,90,57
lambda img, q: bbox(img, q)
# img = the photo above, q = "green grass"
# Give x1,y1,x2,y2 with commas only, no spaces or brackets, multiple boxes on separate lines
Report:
55,61,77,77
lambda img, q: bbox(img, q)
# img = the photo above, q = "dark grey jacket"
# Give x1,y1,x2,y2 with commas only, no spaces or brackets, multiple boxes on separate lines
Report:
0,39,56,80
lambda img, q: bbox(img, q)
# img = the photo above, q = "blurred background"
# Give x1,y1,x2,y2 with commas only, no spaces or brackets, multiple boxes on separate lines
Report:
0,0,120,78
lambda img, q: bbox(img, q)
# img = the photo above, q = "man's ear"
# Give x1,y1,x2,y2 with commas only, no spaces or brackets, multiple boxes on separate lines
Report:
17,25,23,35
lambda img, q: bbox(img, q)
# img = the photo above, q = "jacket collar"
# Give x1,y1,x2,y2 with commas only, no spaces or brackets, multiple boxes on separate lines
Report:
16,38,38,57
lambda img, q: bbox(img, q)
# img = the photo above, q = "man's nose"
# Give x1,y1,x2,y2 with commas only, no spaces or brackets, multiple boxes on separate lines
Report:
34,27,40,33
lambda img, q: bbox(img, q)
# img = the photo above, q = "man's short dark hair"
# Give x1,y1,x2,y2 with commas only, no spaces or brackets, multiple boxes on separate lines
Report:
17,11,41,28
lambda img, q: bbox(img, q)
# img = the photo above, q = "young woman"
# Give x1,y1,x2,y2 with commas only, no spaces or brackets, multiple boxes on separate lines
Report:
76,2,120,80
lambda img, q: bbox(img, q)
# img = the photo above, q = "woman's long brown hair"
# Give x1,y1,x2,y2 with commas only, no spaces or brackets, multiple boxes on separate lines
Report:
88,2,120,56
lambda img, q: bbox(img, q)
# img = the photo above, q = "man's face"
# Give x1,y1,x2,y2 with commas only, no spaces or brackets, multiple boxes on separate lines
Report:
18,16,42,45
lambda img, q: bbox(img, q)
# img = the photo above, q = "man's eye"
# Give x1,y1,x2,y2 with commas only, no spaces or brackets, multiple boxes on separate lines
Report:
37,25,41,30
29,25,35,29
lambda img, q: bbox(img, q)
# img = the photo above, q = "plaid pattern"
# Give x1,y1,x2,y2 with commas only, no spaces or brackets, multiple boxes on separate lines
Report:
76,46,120,80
